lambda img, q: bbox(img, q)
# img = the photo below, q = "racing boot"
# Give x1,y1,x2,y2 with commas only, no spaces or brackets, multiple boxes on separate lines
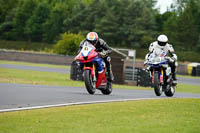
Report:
107,64,114,82
172,73,177,86
170,63,177,86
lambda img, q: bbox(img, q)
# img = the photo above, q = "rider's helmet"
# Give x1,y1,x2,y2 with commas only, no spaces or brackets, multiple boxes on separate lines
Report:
157,34,168,47
86,32,99,46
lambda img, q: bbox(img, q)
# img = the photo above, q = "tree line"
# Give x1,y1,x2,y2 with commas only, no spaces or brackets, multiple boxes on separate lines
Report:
0,0,200,52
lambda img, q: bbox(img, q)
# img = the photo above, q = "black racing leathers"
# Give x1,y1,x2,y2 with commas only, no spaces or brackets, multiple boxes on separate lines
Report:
79,38,112,55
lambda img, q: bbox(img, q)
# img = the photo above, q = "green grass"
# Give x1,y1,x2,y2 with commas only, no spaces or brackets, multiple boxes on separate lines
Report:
1,60,199,79
0,61,200,133
0,98,200,133
175,84,200,94
178,74,200,79
0,68,200,93
0,60,70,69
0,68,83,87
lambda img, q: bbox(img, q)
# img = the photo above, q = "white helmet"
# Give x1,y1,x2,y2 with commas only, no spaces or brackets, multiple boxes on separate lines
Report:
157,34,168,46
86,32,99,46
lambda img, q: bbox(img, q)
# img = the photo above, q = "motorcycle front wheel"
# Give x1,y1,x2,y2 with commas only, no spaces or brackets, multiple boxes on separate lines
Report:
154,72,163,96
84,70,96,94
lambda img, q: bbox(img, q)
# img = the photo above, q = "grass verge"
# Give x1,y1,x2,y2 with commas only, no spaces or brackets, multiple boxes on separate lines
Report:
177,74,200,79
0,68,83,87
0,60,70,69
0,68,200,93
0,98,200,133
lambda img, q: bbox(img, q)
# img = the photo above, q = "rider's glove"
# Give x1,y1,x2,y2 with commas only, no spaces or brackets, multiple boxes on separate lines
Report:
144,60,148,66
165,56,174,63
99,51,107,58
171,57,176,62
143,66,150,72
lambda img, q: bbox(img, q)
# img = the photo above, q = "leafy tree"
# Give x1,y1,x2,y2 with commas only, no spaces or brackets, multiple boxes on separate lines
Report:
119,0,157,48
43,2,65,43
0,0,19,40
54,33,84,55
24,1,50,41
43,0,81,43
0,0,18,23
172,0,189,14
169,0,200,50
162,12,179,48
176,5,199,50
94,0,120,46
64,0,106,35
13,0,37,40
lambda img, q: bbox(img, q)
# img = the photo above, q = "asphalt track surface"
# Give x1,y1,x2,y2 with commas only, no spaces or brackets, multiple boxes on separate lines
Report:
1,83,200,112
0,63,200,112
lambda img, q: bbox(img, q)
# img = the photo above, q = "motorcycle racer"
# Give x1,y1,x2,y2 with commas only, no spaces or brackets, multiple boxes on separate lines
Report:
79,32,114,82
144,34,178,85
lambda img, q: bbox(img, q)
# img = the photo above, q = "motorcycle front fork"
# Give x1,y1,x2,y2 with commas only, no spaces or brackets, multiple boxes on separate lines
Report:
82,64,97,82
151,68,164,84
92,64,97,82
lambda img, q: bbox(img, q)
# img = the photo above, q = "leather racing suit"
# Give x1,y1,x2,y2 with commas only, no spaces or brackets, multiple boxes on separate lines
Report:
144,41,178,84
79,38,114,82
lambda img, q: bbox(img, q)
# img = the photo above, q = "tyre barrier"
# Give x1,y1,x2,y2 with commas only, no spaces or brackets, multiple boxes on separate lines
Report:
70,61,83,81
196,65,200,76
135,68,152,87
187,63,200,76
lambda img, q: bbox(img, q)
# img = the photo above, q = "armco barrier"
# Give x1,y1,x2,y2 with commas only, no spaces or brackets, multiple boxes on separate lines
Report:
0,50,74,65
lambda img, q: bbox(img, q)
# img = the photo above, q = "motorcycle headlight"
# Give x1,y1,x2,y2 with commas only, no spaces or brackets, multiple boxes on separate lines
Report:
162,64,168,68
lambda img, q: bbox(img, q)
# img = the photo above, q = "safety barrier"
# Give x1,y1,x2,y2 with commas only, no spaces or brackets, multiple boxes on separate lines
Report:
187,63,200,76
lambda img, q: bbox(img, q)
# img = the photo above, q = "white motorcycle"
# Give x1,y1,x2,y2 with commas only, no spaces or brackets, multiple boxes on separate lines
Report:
147,49,175,97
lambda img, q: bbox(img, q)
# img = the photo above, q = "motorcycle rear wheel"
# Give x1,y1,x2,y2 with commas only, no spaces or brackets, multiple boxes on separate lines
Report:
154,72,163,96
101,82,112,95
84,70,96,94
164,85,175,97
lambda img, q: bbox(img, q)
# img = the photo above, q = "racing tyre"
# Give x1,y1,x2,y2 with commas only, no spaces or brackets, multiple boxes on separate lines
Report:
84,70,96,94
154,72,162,96
101,82,112,95
164,85,175,97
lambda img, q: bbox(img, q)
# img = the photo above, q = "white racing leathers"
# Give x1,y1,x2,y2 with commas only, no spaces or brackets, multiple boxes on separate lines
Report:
145,41,178,84
145,41,177,66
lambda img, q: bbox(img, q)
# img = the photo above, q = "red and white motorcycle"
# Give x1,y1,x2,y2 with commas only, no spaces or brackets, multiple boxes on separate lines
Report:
75,42,112,95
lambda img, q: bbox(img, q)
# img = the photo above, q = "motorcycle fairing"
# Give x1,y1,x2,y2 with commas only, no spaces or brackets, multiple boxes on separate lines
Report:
96,69,107,88
78,57,105,73
92,57,105,72
76,42,106,87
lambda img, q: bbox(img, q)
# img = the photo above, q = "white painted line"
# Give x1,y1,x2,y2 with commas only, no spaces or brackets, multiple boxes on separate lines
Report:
0,98,160,113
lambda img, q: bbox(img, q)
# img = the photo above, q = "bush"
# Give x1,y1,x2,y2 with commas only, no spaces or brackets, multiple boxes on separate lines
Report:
177,51,200,62
54,33,84,55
